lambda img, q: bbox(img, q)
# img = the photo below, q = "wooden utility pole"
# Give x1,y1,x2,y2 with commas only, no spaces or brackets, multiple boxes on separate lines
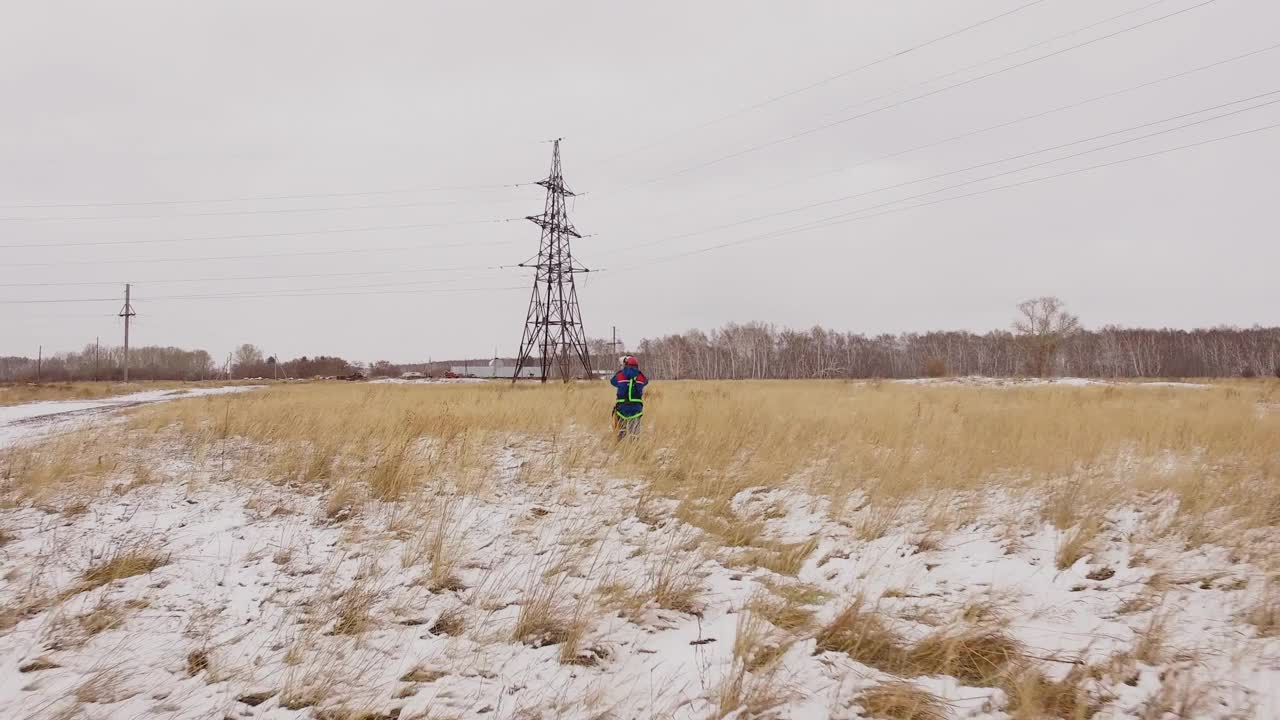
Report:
611,326,618,359
94,337,100,381
36,345,42,383
118,284,136,382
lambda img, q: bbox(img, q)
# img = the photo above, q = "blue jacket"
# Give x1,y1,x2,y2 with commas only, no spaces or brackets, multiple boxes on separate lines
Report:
611,366,648,418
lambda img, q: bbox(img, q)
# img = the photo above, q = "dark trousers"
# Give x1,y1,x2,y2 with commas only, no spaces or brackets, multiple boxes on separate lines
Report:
613,405,642,439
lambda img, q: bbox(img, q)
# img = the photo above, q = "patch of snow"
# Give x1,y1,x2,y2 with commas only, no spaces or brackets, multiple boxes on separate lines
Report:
893,376,1210,389
370,378,492,385
0,385,262,450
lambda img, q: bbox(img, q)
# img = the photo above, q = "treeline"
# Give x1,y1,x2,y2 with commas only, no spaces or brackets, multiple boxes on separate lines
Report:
0,343,361,383
8,315,1279,383
227,342,357,379
635,323,1280,379
0,345,217,382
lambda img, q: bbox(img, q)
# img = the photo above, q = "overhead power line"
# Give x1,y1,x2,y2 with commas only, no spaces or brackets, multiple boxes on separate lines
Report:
604,0,1220,195
778,97,1280,231
131,272,505,299
0,195,531,223
140,285,529,303
0,283,529,305
0,263,498,288
595,0,1052,164
694,38,1280,215
640,119,1280,266
628,88,1280,250
826,0,1174,120
0,217,522,250
2,233,523,268
0,182,536,210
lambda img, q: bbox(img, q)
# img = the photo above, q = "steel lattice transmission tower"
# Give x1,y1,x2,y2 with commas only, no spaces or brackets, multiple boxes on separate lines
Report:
512,139,594,383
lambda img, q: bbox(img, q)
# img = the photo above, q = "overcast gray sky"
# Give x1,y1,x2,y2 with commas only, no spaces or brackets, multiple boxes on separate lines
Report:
2,0,1277,363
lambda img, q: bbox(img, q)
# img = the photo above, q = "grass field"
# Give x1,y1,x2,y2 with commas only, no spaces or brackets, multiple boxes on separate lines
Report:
1,378,1278,719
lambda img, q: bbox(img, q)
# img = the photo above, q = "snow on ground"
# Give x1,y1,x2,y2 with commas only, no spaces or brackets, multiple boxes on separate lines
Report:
369,378,493,386
1,391,1277,719
892,377,1210,389
0,386,262,449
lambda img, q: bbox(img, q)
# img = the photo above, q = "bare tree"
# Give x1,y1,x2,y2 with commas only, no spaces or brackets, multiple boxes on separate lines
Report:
587,337,625,370
1013,297,1081,377
234,343,264,367
370,360,401,377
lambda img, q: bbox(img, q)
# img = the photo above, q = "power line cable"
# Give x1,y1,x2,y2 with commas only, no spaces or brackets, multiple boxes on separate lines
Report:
0,284,530,305
594,0,1053,164
2,234,523,269
0,263,498,288
140,285,530,303
0,182,535,210
627,88,1280,250
130,272,505,299
774,97,1280,232
641,118,1280,265
826,0,1173,120
685,38,1280,218
0,217,522,251
601,0,1221,196
0,195,531,223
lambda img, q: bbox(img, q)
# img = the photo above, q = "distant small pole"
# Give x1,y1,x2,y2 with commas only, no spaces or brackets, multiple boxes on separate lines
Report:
36,345,42,383
94,337,100,381
118,284,136,382
611,326,618,358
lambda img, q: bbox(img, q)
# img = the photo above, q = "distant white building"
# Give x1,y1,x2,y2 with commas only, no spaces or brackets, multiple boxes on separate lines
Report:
450,358,539,379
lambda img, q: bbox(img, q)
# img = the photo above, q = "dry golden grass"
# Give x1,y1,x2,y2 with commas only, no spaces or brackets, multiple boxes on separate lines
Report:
749,592,815,632
5,379,1277,549
6,378,1276,719
1056,515,1104,570
1003,669,1097,720
816,598,1030,691
814,598,910,673
76,600,128,637
512,587,570,648
74,545,167,595
74,669,134,705
855,681,946,720
1133,612,1170,665
1137,669,1209,719
330,584,377,636
399,666,446,683
186,648,211,677
716,612,793,718
77,379,1273,533
761,579,831,607
642,535,704,614
428,606,467,637
907,627,1025,686
1243,590,1280,638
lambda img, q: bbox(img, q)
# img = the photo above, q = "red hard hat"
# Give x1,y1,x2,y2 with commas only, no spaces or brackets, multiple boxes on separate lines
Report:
624,356,639,367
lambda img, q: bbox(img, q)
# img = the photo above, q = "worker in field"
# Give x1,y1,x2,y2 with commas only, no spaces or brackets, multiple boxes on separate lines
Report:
611,355,648,439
